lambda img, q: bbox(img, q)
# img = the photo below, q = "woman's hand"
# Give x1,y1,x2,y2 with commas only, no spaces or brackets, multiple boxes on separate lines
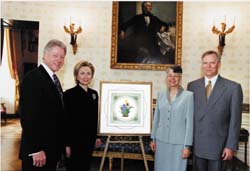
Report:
95,138,102,148
182,148,191,159
150,141,157,152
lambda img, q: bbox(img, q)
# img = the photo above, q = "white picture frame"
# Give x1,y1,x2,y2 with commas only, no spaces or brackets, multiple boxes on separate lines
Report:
99,81,152,135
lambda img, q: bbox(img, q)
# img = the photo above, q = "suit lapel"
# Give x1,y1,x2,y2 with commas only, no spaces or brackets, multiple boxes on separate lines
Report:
205,76,226,110
38,65,62,103
199,76,226,120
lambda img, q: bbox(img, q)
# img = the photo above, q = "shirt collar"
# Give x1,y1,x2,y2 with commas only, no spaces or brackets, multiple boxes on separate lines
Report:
166,86,184,102
41,63,54,81
205,74,218,88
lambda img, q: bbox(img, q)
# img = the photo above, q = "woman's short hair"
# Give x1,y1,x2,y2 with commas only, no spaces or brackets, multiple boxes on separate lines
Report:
166,65,182,75
43,39,67,55
73,61,95,84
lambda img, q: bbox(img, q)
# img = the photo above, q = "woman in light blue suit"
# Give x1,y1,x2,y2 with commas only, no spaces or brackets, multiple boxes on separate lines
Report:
150,66,194,171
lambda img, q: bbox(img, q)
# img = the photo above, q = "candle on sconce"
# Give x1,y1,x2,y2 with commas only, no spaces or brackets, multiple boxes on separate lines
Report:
223,15,226,23
233,16,236,26
78,20,82,27
213,17,215,26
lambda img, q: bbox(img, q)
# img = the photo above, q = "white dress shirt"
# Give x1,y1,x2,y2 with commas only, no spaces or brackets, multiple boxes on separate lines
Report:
41,63,55,82
144,16,150,26
205,74,219,89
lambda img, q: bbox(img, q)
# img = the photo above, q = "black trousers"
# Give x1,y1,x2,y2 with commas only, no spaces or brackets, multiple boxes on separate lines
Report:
66,140,94,171
21,157,57,171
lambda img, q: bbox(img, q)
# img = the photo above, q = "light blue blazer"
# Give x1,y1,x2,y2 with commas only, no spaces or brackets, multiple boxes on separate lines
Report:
151,87,194,147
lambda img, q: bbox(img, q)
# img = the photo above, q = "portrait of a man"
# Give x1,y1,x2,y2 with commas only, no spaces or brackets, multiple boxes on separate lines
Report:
117,1,177,65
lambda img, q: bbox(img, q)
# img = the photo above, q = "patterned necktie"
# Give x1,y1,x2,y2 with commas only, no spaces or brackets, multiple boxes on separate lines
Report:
53,74,63,104
206,80,212,100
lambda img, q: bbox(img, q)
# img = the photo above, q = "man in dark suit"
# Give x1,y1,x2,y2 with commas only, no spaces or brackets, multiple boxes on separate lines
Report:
187,50,243,171
119,1,166,63
19,39,67,171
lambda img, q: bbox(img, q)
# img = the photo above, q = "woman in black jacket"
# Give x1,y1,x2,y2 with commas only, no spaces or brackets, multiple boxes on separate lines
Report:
63,61,101,171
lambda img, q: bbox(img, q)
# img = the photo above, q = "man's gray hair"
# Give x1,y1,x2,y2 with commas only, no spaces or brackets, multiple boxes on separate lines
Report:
43,39,67,55
201,50,221,62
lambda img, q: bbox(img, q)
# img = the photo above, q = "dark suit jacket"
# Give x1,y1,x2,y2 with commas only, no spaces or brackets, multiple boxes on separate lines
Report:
187,75,243,160
121,14,165,50
63,85,99,147
19,65,66,161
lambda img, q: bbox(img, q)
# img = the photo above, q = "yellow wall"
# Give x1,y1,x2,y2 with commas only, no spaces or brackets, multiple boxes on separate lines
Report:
2,1,249,102
1,0,249,164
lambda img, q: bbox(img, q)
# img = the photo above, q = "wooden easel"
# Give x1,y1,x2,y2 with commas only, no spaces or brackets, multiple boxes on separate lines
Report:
99,135,149,171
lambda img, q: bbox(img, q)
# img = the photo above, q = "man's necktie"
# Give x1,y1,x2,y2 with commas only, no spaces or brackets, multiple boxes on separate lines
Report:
53,74,63,104
206,80,212,100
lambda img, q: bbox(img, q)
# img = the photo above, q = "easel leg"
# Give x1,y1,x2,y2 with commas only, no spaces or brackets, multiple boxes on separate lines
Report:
99,136,111,171
121,147,124,171
139,136,149,171
109,157,113,171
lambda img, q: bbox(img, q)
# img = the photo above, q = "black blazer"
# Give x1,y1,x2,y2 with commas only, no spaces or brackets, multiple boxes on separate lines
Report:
19,65,66,160
63,85,99,146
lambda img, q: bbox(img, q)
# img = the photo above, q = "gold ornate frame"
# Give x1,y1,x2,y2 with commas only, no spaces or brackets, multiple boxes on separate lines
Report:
110,2,183,70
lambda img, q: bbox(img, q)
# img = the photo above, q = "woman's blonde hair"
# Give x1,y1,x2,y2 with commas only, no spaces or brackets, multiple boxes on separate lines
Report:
73,61,95,84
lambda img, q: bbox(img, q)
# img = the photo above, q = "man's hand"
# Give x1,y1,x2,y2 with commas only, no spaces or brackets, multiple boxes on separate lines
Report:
65,146,71,158
120,31,125,40
150,141,156,152
95,138,102,148
222,148,234,160
32,150,46,167
160,26,166,33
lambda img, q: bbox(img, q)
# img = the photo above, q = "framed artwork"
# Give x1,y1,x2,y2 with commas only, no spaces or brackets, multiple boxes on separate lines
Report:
99,81,152,135
110,1,183,70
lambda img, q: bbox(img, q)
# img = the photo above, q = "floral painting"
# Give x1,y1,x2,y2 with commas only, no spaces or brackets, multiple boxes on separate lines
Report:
99,82,152,135
109,93,142,125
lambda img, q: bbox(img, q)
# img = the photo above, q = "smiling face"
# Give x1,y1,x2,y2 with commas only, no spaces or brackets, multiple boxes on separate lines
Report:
77,66,93,87
166,69,181,88
43,46,65,72
202,53,221,79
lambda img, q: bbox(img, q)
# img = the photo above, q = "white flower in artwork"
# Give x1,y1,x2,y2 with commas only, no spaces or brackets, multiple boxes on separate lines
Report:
92,93,96,100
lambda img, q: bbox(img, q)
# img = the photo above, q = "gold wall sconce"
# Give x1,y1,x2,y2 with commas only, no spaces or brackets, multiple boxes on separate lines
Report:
64,22,82,54
212,18,235,57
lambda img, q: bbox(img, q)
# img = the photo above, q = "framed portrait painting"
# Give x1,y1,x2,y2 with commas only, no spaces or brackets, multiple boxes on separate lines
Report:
110,1,183,70
99,81,152,135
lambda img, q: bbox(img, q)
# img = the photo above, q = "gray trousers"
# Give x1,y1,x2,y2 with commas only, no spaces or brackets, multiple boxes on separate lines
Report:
193,155,221,171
